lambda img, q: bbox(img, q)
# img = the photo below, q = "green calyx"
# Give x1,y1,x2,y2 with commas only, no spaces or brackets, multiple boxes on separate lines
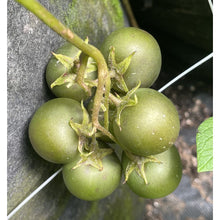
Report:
124,151,162,185
108,46,135,93
69,102,113,171
72,138,113,171
114,81,140,129
51,71,77,89
50,38,97,94
69,101,95,144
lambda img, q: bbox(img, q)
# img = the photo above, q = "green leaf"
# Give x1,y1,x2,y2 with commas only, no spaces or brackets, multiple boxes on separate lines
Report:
196,117,213,172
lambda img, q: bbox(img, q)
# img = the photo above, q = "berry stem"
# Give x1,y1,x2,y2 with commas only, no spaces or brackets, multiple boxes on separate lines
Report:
108,93,122,106
103,72,111,130
15,0,109,133
76,53,91,95
122,0,139,27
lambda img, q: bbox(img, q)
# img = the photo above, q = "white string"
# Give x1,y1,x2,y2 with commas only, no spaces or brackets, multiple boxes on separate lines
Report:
158,53,213,93
7,168,63,220
208,0,213,13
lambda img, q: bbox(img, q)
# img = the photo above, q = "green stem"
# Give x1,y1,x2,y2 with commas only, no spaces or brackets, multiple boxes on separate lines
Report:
96,124,116,142
122,0,139,27
76,53,91,95
103,73,111,130
109,93,122,106
16,0,108,131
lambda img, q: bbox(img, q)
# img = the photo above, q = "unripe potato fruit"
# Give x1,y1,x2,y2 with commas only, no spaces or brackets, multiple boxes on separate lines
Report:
113,88,180,156
46,42,96,101
122,145,182,199
62,142,122,201
29,98,83,164
100,27,162,91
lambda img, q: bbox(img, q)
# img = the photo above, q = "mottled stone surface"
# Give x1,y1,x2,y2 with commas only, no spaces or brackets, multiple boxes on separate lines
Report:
8,0,63,217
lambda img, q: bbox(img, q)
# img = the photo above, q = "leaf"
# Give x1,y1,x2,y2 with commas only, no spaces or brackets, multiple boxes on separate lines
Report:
196,117,213,172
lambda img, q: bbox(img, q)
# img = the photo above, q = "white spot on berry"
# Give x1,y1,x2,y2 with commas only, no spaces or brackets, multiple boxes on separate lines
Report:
162,114,166,118
152,132,155,135
159,137,163,141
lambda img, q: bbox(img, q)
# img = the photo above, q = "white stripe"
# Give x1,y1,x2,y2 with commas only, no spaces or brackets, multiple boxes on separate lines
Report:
208,0,213,13
7,168,63,219
158,53,213,93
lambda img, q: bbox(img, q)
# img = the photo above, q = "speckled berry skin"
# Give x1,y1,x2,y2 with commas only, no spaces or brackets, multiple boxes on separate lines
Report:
62,142,122,201
29,98,83,164
113,88,180,156
122,145,182,198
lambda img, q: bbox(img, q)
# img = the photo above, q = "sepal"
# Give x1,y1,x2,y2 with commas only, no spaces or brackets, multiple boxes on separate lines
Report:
108,46,135,92
124,151,162,185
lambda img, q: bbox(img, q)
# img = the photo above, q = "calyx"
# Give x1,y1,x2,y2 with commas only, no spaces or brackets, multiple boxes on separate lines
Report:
114,81,141,129
108,46,135,93
50,38,97,93
124,151,162,185
69,102,113,171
